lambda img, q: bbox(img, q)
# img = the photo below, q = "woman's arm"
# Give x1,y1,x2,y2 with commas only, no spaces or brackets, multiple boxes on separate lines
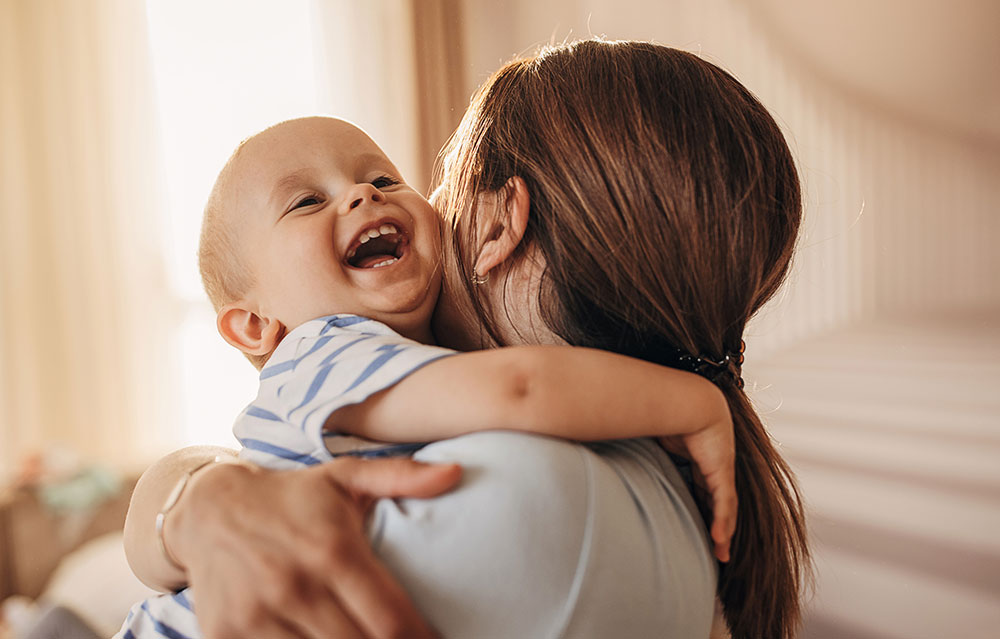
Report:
123,447,461,638
328,344,736,561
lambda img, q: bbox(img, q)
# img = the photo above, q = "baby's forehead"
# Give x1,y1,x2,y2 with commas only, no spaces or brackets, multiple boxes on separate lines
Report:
259,117,382,156
235,118,393,183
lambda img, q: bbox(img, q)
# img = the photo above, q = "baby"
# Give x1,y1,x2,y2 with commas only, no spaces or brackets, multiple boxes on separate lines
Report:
118,116,734,638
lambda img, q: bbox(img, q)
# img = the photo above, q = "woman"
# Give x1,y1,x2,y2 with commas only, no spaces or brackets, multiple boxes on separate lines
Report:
124,40,808,639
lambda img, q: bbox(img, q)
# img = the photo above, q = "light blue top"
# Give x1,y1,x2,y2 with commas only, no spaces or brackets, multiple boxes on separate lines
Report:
373,432,717,638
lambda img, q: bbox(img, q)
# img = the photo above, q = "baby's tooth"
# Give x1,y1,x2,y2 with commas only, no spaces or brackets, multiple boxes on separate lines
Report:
379,224,395,235
366,228,381,239
359,235,371,244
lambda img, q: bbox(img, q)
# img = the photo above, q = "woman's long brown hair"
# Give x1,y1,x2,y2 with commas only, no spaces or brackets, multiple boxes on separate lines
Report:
434,40,810,639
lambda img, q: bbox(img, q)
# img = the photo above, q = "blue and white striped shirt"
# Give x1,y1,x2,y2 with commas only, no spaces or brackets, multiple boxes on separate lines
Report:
116,314,454,639
236,314,455,468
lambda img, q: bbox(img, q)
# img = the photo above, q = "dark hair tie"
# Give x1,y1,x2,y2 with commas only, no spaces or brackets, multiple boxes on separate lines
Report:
677,339,745,389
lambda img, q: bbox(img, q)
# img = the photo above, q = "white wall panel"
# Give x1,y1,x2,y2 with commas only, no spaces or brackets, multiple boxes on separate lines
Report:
456,0,1000,359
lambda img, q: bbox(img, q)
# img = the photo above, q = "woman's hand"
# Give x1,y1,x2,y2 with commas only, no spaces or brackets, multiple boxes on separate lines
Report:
659,416,737,564
164,456,461,638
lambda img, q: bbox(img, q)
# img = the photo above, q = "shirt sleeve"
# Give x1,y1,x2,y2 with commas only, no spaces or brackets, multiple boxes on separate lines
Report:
234,317,455,468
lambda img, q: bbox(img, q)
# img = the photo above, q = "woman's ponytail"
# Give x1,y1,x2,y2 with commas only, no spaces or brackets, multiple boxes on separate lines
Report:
720,388,810,639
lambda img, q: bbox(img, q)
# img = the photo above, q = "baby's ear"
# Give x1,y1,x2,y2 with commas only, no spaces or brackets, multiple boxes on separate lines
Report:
473,176,530,278
217,302,284,356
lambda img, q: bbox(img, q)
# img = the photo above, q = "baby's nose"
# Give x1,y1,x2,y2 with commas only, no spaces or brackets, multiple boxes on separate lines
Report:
343,184,384,213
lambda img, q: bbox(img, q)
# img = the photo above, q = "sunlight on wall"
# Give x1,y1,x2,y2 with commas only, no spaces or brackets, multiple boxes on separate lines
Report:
144,0,330,448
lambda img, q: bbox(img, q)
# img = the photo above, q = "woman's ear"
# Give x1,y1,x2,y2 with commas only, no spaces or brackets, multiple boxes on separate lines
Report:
473,176,530,278
217,302,284,356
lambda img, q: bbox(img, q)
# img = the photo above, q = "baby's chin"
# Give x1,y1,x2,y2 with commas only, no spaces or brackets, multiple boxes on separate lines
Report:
368,290,440,341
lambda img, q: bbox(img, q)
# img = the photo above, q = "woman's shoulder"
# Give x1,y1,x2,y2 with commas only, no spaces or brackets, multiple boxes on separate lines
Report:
370,432,716,638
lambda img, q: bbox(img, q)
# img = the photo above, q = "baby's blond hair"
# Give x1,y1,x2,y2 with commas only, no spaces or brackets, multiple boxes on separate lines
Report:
198,141,269,369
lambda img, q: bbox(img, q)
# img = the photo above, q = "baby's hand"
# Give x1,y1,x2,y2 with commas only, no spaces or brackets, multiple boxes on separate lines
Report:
659,417,736,563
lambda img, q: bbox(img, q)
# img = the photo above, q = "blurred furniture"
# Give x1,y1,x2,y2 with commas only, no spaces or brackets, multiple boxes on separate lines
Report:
0,477,136,601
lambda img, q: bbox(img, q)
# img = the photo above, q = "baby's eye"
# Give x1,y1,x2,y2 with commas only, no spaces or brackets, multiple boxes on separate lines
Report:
292,196,322,210
371,175,400,189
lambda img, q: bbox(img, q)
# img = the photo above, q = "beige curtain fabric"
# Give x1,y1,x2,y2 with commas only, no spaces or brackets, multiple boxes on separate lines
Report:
0,0,172,472
410,0,467,192
311,0,466,195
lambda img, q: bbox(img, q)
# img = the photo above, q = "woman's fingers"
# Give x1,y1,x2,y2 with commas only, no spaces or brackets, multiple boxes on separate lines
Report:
317,537,439,639
209,615,307,639
198,586,308,639
198,557,369,639
323,456,463,500
278,582,368,639
305,458,448,638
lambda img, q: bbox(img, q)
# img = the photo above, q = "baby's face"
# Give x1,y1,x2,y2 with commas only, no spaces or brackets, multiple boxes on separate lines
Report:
226,117,441,339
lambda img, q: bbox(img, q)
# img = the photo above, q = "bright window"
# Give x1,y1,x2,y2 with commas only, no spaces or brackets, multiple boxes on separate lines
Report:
144,0,333,448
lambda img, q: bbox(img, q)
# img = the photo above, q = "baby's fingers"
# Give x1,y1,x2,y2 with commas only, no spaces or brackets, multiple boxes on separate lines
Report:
707,473,738,563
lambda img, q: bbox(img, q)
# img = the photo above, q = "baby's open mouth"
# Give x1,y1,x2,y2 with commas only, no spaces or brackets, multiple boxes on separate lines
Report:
346,223,408,269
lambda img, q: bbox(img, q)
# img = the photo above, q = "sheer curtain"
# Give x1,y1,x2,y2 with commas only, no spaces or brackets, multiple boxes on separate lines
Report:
0,0,467,475
0,0,173,473
310,0,466,193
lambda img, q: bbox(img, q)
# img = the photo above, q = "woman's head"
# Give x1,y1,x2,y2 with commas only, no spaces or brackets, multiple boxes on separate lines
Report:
433,39,808,639
436,39,799,367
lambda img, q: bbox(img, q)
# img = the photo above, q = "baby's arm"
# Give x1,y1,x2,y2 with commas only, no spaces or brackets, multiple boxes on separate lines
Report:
328,345,725,441
327,345,736,561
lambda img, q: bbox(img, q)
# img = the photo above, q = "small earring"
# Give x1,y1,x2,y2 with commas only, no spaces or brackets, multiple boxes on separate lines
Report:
471,270,489,285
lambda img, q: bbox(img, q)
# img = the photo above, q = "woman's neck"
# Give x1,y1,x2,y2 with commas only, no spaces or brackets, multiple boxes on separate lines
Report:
432,246,564,351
